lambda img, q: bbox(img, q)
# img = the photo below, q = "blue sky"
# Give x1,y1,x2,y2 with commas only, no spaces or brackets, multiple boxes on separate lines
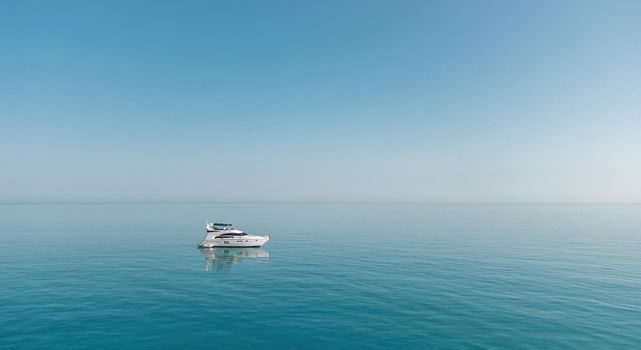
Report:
1,0,640,202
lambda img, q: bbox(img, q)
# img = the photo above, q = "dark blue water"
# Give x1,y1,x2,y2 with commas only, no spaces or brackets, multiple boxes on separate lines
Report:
2,203,641,349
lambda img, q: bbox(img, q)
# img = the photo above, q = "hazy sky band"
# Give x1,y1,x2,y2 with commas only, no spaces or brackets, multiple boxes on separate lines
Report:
1,0,640,202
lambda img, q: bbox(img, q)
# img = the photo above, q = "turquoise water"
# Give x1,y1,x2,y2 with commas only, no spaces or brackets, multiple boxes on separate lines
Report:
2,203,641,349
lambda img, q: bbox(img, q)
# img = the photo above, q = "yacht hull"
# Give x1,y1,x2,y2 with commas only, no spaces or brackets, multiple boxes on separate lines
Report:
198,236,269,248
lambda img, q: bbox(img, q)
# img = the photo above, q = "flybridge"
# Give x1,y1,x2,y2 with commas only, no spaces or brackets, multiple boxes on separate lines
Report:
213,223,232,227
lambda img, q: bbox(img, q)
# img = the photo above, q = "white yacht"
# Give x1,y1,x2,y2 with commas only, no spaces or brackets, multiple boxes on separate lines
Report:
199,222,270,248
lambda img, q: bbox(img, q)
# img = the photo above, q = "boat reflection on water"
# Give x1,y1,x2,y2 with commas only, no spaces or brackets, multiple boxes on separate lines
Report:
199,247,270,272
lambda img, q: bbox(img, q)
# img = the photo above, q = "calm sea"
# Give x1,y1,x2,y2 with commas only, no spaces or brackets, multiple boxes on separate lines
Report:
1,203,641,349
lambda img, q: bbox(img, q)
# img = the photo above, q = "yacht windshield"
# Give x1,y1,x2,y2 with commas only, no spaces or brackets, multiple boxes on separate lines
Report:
216,233,248,238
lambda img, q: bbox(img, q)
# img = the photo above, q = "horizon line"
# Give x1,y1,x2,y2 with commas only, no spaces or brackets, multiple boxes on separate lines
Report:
1,200,640,205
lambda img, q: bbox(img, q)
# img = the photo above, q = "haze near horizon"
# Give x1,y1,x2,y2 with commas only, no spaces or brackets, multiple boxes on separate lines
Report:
2,0,640,202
